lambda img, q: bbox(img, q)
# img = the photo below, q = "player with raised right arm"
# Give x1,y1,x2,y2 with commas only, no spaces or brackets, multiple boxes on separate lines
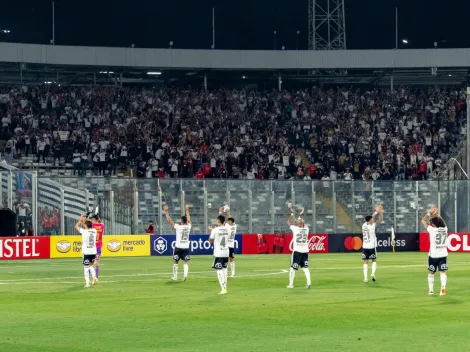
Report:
286,207,311,289
75,216,98,288
362,205,383,283
421,205,448,296
164,204,191,281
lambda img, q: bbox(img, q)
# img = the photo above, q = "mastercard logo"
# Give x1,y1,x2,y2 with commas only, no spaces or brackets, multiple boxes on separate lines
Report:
56,240,71,253
344,236,362,250
107,240,121,252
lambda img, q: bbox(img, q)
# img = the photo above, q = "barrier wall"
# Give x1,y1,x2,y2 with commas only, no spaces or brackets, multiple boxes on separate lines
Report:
0,233,466,260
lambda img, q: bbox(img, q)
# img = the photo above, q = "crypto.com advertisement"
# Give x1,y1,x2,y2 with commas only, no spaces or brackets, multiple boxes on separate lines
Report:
150,234,243,256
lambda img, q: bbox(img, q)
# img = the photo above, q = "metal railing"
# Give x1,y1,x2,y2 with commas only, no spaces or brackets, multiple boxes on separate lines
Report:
1,173,469,235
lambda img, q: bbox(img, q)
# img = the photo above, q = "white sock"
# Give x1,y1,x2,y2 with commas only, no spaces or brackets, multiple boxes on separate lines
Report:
172,264,178,279
222,267,228,284
440,273,447,289
303,268,311,286
428,274,435,292
230,262,235,276
217,270,226,290
183,264,189,278
289,268,296,286
89,266,96,279
371,262,377,277
84,267,90,285
363,264,368,280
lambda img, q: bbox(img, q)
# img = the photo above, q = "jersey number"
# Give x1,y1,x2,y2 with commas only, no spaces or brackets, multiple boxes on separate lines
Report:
229,230,235,241
435,232,446,245
363,231,370,243
296,232,307,244
181,230,189,242
220,237,226,248
88,235,95,248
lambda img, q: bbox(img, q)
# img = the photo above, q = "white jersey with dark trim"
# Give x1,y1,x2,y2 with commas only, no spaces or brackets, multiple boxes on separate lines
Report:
362,222,376,249
79,228,97,255
427,225,448,258
290,225,309,253
225,223,237,248
174,224,191,249
210,226,229,257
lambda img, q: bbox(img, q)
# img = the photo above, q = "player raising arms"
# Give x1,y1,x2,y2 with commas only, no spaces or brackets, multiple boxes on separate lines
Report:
75,216,98,288
421,205,448,296
209,215,230,295
287,208,311,289
362,205,383,283
220,205,237,278
164,204,191,281
91,215,104,279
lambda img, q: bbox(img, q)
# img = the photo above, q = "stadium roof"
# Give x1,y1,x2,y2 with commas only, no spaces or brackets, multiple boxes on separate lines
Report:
0,61,467,87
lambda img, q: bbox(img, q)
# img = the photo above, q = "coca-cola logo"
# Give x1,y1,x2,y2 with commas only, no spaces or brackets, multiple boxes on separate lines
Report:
288,235,328,253
309,236,327,251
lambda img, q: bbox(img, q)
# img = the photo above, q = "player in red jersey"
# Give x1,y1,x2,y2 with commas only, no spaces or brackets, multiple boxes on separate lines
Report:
91,215,105,279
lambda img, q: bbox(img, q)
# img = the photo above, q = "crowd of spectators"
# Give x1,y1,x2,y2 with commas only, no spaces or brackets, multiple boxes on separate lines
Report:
0,84,466,181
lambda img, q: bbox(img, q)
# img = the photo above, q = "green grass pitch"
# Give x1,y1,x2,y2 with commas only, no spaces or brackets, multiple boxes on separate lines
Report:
1,253,469,352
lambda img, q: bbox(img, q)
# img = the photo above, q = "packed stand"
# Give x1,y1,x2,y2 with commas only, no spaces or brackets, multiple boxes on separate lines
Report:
0,85,466,181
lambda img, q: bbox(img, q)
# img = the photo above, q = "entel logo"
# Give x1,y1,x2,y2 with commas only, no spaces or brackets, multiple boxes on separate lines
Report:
0,238,41,258
345,236,362,250
154,237,168,254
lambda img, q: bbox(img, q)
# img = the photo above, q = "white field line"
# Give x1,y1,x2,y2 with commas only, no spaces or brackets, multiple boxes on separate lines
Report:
0,255,467,269
0,271,286,286
1,262,469,286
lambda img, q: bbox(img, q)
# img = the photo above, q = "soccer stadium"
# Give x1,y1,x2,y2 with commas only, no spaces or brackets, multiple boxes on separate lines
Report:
1,1,470,351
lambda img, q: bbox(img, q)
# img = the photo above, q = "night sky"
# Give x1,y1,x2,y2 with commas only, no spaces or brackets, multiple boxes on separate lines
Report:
0,0,467,50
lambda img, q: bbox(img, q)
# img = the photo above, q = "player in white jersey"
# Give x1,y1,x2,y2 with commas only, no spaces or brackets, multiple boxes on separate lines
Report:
362,205,383,283
164,204,191,281
75,216,98,288
220,206,237,277
286,208,311,289
209,215,230,295
421,205,448,296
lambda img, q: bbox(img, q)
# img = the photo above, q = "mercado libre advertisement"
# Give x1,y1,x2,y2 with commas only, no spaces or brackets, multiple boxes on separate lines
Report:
50,236,83,258
241,234,329,254
101,235,150,257
50,235,151,258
